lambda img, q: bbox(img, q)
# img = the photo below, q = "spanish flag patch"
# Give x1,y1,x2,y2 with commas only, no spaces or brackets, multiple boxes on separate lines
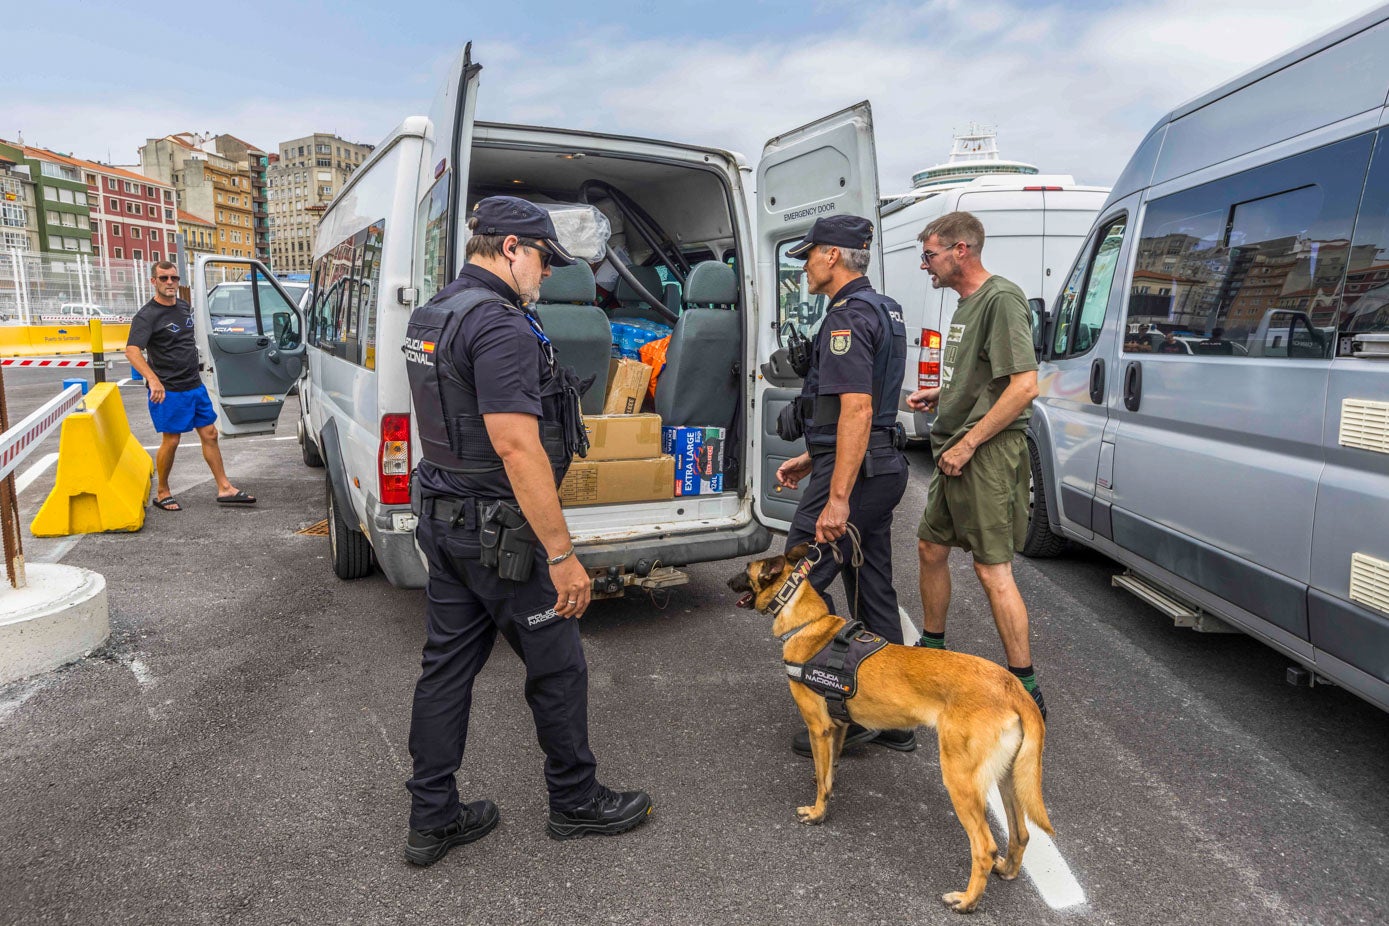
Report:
421,341,435,353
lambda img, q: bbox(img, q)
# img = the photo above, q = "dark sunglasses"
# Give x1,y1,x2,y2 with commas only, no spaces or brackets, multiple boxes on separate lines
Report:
921,242,967,263
156,274,181,282
526,243,553,269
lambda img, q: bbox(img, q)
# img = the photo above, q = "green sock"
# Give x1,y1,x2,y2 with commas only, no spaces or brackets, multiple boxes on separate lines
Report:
916,630,946,649
1008,664,1038,692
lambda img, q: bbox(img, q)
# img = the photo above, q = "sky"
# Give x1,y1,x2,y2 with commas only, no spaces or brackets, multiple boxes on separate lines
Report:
2,0,1383,192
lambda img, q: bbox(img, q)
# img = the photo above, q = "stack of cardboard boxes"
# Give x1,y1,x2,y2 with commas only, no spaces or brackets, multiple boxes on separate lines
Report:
558,357,729,507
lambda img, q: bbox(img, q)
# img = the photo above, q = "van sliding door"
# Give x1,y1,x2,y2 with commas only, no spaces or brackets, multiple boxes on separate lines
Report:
753,102,883,530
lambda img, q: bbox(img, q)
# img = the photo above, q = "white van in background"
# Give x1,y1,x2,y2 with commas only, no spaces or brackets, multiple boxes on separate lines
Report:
878,175,1109,439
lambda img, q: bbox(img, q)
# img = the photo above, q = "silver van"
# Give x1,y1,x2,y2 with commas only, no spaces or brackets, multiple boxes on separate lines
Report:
1025,8,1389,712
187,46,898,595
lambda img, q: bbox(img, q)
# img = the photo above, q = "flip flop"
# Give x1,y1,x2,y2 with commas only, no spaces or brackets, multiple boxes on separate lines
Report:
216,490,257,505
153,496,182,511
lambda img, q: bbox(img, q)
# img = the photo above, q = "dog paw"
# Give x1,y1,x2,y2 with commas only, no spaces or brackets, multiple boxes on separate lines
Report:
992,855,1019,880
941,891,977,913
796,805,826,825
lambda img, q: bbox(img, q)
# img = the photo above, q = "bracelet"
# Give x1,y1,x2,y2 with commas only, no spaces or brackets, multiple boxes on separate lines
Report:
546,546,575,566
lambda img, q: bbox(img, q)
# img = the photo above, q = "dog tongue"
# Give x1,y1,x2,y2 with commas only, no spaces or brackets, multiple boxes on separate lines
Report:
736,592,753,609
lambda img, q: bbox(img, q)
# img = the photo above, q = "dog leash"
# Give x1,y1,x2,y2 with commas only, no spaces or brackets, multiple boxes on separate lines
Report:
814,522,865,619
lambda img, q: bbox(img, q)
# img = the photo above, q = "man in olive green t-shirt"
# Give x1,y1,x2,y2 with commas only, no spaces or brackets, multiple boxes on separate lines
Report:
906,211,1047,720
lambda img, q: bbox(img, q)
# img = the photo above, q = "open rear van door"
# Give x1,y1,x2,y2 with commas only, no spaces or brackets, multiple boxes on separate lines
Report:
753,102,882,530
416,44,482,301
191,255,305,436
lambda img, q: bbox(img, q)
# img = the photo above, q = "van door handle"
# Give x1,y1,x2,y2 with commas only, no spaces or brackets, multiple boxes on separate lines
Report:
1088,358,1105,404
1123,361,1142,412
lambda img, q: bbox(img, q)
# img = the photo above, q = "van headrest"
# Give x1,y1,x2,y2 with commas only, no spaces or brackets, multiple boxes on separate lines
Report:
615,264,664,304
684,261,737,305
538,262,596,304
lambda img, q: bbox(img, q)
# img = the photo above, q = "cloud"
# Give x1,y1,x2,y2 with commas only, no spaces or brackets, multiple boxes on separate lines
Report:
8,0,1379,194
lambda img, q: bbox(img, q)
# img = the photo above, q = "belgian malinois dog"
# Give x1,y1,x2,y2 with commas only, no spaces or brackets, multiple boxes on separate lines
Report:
729,544,1053,914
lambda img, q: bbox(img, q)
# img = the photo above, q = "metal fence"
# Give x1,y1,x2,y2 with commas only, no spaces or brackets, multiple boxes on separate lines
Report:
0,249,247,322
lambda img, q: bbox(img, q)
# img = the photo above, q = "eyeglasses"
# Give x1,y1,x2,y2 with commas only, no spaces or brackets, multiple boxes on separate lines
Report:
521,241,553,269
921,242,967,263
156,274,181,282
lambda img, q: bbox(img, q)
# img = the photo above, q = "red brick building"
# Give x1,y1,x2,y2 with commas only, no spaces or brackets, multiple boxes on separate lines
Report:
29,149,180,262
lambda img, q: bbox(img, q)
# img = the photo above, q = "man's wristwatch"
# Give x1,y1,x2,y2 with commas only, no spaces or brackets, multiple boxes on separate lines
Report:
546,546,575,566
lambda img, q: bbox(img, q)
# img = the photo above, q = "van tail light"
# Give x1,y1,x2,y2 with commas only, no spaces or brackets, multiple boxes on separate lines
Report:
918,328,942,389
380,413,411,506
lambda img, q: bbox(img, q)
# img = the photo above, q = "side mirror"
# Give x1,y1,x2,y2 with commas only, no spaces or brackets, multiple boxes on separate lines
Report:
272,311,293,347
1029,298,1047,357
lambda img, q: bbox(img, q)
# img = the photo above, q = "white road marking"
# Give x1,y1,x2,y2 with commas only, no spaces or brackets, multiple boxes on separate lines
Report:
117,377,131,386
899,606,920,645
14,453,58,494
33,536,82,564
986,784,1086,910
0,677,51,723
125,657,154,688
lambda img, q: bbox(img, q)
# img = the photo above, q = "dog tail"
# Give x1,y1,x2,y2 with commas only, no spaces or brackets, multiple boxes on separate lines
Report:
1015,701,1055,835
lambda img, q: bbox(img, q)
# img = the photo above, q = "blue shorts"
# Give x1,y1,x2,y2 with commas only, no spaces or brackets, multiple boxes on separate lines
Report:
149,383,218,434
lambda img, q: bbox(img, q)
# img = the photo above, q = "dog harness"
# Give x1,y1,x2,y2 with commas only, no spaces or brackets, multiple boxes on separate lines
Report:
785,621,890,723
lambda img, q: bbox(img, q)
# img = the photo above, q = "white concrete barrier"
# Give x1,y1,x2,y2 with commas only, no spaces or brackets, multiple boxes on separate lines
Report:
0,564,108,686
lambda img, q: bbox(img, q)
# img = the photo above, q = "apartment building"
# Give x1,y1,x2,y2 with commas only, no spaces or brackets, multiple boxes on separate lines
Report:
140,133,255,260
267,133,373,272
0,153,40,253
0,140,93,254
178,210,217,261
211,134,270,262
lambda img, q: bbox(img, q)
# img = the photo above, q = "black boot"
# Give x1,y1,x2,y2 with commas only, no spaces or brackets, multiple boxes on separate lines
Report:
547,785,652,840
405,800,499,866
792,723,916,756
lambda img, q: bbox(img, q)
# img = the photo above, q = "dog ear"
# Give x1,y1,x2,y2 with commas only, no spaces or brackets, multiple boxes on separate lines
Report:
757,555,787,586
786,542,813,565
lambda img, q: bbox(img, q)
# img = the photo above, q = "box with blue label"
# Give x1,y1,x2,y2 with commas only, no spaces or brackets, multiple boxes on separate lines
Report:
662,426,726,496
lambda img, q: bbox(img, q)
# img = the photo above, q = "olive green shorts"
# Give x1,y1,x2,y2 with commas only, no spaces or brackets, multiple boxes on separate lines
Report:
917,429,1029,565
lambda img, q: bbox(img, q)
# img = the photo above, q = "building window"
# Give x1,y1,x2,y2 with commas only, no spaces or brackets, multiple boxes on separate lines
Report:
130,226,141,239
163,190,172,202
219,229,226,241
147,205,156,217
132,249,142,260
109,197,118,210
111,223,122,236
85,173,96,185
150,229,159,241
58,188,75,205
114,247,123,258
107,178,118,191
144,185,154,197
43,187,56,201
164,208,173,220
152,250,160,261
123,180,135,193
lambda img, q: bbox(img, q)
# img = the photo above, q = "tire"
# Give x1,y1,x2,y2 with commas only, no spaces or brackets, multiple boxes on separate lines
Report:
1022,436,1068,559
327,480,373,579
299,418,324,468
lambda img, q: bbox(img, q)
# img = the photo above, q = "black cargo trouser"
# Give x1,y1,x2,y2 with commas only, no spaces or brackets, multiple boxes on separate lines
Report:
786,447,910,644
406,509,599,831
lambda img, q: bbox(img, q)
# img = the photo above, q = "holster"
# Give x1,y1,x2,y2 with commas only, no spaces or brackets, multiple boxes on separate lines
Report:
776,397,808,442
478,500,538,582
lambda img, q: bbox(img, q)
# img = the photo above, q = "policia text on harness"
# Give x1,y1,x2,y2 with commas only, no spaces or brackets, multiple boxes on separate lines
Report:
404,284,590,580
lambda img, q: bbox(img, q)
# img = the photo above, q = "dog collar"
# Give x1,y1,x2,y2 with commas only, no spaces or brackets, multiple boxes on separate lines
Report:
762,549,818,619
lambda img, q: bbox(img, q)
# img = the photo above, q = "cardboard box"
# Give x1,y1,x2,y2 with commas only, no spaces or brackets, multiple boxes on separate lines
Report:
603,358,652,415
581,413,662,461
559,456,676,507
662,426,726,496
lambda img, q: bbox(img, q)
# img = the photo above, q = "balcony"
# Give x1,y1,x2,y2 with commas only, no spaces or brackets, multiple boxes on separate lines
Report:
0,177,22,197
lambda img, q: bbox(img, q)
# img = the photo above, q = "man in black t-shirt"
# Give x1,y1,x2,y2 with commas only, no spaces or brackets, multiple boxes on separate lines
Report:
124,261,255,511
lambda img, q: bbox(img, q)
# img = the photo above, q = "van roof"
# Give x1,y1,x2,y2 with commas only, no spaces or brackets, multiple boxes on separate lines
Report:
879,173,1110,217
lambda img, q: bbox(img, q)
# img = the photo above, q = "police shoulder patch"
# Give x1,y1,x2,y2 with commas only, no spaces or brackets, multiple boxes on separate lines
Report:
829,329,852,355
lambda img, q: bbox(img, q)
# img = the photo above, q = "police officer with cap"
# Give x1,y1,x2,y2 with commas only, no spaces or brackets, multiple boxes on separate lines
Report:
774,213,914,756
402,195,651,865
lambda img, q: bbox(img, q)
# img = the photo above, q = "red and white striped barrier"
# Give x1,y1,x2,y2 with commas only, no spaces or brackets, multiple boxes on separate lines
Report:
0,384,85,481
2,358,93,368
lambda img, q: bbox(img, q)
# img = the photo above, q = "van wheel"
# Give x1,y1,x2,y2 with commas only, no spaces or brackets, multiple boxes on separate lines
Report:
1022,437,1067,559
299,419,323,468
327,481,373,579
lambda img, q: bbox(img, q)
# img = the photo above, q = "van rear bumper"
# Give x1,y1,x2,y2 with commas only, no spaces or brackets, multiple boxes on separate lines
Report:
367,503,428,589
577,519,774,572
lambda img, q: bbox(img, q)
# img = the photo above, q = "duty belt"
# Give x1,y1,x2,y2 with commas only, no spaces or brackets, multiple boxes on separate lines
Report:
785,620,889,723
418,495,486,529
807,426,906,458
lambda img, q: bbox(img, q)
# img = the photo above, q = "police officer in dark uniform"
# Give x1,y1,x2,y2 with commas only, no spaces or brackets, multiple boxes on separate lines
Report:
402,196,651,865
774,214,913,756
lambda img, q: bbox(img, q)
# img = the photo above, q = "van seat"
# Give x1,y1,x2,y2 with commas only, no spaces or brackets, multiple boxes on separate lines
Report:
615,264,680,323
655,260,740,429
537,263,611,414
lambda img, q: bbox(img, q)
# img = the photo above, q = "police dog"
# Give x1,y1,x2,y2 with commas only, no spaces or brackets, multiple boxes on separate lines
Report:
729,545,1053,914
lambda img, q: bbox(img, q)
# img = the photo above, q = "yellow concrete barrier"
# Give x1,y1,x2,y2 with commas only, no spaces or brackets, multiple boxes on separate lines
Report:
0,323,131,358
31,383,153,536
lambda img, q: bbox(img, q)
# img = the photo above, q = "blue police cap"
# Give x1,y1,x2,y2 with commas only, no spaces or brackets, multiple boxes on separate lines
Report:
788,215,872,261
469,196,577,266
785,214,875,259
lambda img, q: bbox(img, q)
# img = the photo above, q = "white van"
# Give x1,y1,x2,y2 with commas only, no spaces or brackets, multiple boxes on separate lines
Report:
878,176,1109,439
187,46,906,592
1024,7,1389,712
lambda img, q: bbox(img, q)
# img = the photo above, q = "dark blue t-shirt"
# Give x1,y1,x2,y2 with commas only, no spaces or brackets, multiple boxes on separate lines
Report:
415,265,551,500
127,298,202,391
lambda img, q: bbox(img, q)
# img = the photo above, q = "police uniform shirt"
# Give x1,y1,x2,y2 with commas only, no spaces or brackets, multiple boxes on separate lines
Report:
814,276,884,399
415,265,550,500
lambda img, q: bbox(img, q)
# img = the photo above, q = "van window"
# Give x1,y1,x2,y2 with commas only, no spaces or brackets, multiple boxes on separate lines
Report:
361,222,384,370
1336,129,1389,349
1127,133,1372,358
1051,216,1128,357
775,239,827,345
417,173,450,304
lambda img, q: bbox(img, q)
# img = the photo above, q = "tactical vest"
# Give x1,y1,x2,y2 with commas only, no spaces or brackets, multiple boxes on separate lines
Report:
404,284,586,487
785,620,890,723
801,290,907,447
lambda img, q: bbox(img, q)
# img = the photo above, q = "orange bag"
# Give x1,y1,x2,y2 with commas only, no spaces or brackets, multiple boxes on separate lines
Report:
639,335,670,402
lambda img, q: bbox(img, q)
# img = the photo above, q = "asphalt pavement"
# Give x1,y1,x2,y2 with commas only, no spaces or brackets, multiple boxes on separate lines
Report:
0,366,1386,926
